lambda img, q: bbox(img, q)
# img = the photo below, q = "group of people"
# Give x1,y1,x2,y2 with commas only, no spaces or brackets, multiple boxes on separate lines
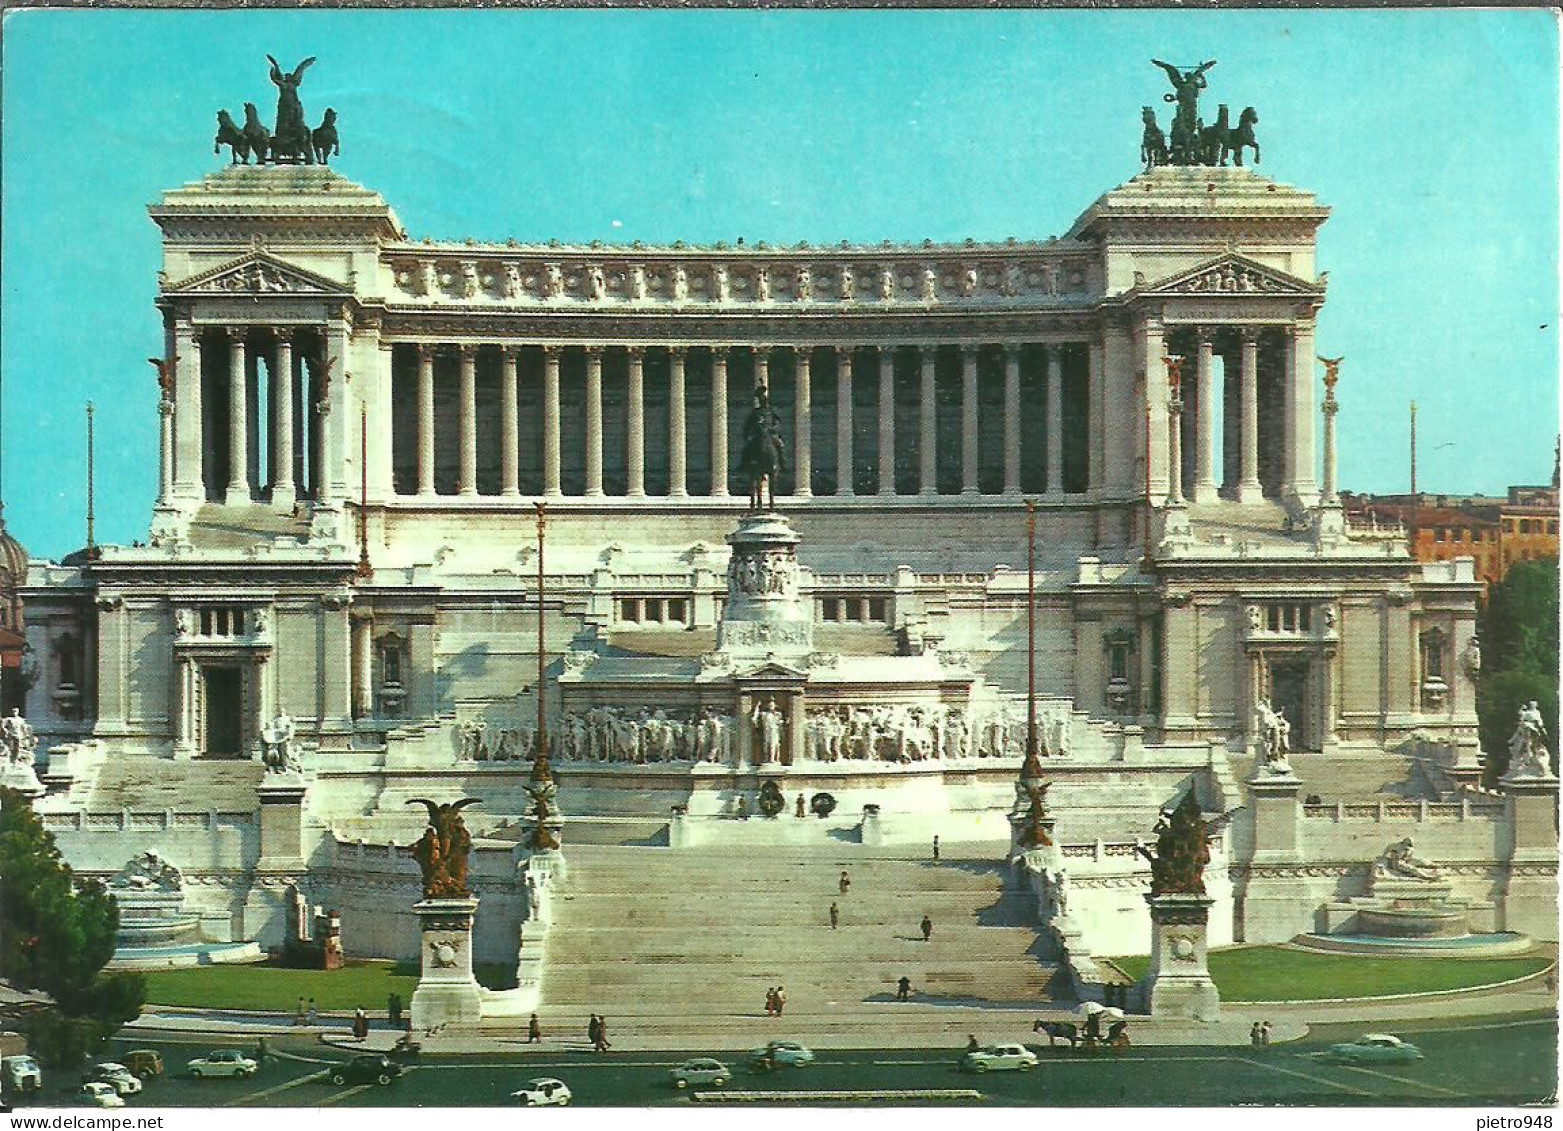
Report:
763,986,788,1017
557,706,733,765
586,1014,612,1052
1248,1021,1274,1047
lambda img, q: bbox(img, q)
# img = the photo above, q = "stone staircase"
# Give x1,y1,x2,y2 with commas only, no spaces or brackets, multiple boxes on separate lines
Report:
527,840,1059,1040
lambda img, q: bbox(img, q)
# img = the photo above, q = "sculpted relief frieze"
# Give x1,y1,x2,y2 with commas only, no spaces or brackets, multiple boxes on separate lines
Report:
383,249,1098,308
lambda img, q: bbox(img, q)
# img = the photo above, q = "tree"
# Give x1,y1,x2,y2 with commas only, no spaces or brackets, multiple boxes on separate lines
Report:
1477,559,1560,783
0,787,145,1065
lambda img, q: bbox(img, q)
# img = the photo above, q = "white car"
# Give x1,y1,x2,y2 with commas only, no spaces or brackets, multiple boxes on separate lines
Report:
188,1049,258,1078
512,1076,572,1106
2,1055,42,1094
670,1058,732,1088
962,1043,1039,1073
80,1082,125,1109
93,1063,144,1096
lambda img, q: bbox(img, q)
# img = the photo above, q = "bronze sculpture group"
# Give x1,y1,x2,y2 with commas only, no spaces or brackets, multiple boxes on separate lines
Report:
215,56,340,167
1140,59,1259,170
407,797,480,899
1134,791,1211,897
739,383,787,511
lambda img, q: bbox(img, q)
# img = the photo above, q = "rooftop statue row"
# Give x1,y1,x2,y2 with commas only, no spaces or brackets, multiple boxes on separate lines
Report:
1139,59,1260,171
215,55,339,167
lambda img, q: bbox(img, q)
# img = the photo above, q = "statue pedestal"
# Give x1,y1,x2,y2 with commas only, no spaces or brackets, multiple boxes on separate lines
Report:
409,897,483,1032
1140,894,1220,1021
717,512,812,662
0,762,45,800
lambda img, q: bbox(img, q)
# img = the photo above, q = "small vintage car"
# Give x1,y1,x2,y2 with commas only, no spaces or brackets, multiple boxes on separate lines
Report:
79,1082,125,1109
122,1050,164,1080
92,1063,144,1096
187,1049,258,1078
962,1043,1040,1073
512,1076,572,1106
670,1058,732,1088
748,1041,815,1071
326,1055,403,1087
1326,1033,1424,1064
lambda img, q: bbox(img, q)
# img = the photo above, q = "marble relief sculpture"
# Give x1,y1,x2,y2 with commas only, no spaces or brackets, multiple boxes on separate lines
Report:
1374,837,1441,883
1507,701,1554,779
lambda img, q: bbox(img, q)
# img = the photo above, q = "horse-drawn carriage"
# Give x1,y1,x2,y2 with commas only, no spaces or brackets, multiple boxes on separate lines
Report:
1033,1004,1131,1052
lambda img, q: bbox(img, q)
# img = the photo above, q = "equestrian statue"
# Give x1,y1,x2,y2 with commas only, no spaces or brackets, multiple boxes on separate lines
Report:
1137,59,1259,170
212,56,341,167
739,383,788,511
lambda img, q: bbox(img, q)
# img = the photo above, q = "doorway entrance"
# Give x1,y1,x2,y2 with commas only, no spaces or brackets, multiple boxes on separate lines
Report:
1268,658,1311,753
203,666,243,757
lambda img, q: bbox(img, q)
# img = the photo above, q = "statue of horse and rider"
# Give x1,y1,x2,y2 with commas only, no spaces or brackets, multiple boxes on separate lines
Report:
739,383,788,511
215,55,340,166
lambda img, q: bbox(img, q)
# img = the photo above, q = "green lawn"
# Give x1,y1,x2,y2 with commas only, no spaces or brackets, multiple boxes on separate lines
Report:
1107,945,1552,1002
143,960,516,1012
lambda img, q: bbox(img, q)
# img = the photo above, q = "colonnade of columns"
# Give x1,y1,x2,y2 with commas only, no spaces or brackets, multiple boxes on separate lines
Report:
395,341,1098,500
165,322,339,509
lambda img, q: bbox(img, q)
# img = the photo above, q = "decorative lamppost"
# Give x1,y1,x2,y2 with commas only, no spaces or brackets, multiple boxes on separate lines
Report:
527,501,561,851
1011,499,1054,852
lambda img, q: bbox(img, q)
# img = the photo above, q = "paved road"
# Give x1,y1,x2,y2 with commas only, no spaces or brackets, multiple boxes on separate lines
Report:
11,1014,1554,1109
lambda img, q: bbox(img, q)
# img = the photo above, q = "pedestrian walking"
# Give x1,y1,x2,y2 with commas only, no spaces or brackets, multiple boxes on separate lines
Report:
254,1037,270,1066
294,996,307,1026
1249,1022,1263,1047
596,1016,612,1052
352,1006,369,1041
387,992,402,1028
774,986,786,1016
796,793,805,818
306,997,319,1025
896,976,911,1001
932,835,940,861
587,1014,600,1048
765,987,776,1017
528,1013,542,1043
966,1034,980,1054
1260,1020,1272,1046
829,902,839,930
920,914,933,942
839,870,851,895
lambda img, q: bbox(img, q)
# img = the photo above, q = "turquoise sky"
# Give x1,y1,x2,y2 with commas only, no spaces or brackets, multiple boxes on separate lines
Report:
2,8,1557,559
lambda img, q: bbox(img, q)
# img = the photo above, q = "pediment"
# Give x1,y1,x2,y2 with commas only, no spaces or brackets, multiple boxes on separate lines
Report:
1140,254,1322,298
735,660,809,681
165,252,350,297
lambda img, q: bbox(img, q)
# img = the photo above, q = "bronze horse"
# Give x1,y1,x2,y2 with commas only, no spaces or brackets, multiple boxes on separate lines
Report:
1222,107,1260,167
739,384,787,510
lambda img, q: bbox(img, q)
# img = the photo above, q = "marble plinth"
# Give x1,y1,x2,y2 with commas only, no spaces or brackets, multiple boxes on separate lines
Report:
717,512,812,660
409,897,483,1032
1141,894,1220,1021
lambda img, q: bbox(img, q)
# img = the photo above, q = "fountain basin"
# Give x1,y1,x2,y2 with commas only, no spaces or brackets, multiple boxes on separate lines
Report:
1291,931,1534,958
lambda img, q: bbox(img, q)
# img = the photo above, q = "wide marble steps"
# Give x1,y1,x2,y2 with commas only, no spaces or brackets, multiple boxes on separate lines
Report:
535,841,1059,1026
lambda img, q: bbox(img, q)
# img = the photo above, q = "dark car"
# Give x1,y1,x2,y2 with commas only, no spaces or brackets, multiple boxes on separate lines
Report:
326,1055,403,1087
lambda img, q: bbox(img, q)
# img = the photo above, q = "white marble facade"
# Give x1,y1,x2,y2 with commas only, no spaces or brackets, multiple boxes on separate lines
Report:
20,160,1547,953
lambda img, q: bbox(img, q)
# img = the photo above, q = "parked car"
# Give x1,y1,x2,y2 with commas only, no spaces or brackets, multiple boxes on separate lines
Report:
512,1077,572,1106
92,1063,144,1097
670,1058,731,1088
962,1043,1039,1073
326,1055,403,1087
748,1041,815,1071
1326,1034,1423,1064
187,1049,258,1078
122,1050,164,1080
2,1055,42,1094
79,1082,125,1109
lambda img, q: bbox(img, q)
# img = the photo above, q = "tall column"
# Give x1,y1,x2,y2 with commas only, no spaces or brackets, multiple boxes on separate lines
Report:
458,345,478,497
1087,336,1105,495
416,344,436,496
322,320,351,503
668,347,688,498
792,347,812,497
584,346,605,497
1003,344,1021,495
272,332,296,508
1287,319,1319,506
626,346,646,498
542,346,562,497
172,319,203,500
1192,331,1218,504
500,346,520,497
225,328,251,506
877,347,896,495
1320,360,1340,505
1044,345,1064,499
1142,317,1170,501
351,613,373,720
1103,319,1135,497
709,347,729,497
1236,328,1263,503
919,346,937,495
961,345,979,495
157,401,175,505
1167,375,1186,505
835,347,854,497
